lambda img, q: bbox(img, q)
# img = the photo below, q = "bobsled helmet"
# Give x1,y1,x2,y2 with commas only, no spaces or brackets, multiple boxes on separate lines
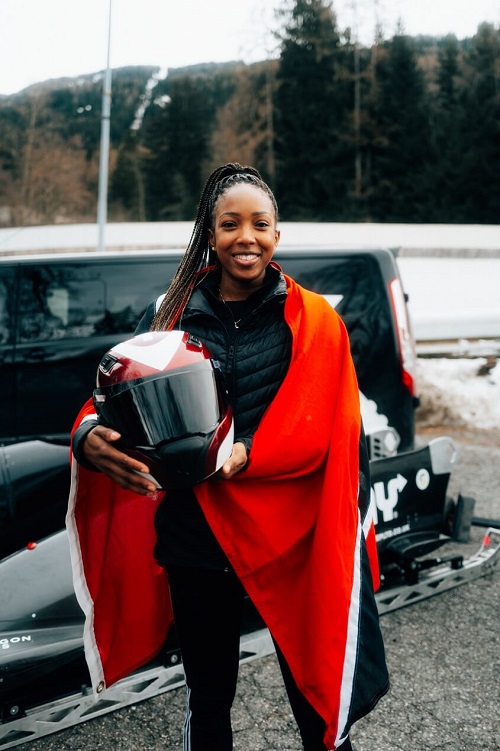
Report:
93,330,234,489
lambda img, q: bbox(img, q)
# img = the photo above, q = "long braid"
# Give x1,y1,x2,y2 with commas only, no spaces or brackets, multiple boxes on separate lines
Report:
151,163,277,331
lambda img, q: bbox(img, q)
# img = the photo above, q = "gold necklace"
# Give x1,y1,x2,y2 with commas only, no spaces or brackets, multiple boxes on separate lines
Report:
219,288,243,329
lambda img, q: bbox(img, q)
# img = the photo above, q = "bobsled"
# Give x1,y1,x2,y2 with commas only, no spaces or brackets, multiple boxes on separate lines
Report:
1,433,499,748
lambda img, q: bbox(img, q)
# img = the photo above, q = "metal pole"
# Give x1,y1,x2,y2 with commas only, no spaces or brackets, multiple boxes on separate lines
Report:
97,0,113,252
351,0,362,198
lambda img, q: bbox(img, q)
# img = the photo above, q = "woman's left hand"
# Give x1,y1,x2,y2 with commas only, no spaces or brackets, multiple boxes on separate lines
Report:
219,442,248,479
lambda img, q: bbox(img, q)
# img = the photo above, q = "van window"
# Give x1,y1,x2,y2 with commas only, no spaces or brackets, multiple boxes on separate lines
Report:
18,266,105,343
15,260,174,344
90,260,175,335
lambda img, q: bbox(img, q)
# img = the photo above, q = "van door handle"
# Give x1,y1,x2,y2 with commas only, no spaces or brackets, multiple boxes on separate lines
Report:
24,347,54,361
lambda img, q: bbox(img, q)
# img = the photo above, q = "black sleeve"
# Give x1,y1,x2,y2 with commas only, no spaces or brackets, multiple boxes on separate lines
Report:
71,418,100,470
235,434,253,456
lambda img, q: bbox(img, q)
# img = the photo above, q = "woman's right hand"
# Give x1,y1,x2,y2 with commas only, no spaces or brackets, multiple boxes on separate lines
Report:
82,425,159,496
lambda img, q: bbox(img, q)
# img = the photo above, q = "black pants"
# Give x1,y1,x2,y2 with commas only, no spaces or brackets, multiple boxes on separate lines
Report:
166,565,352,751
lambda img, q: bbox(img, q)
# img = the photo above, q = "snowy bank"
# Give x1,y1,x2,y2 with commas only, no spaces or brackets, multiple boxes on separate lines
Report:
416,357,500,431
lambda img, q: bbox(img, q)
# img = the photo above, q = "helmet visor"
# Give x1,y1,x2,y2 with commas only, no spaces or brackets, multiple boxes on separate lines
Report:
94,361,223,448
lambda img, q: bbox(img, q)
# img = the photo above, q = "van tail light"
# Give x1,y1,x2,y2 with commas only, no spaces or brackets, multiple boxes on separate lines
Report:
389,277,417,397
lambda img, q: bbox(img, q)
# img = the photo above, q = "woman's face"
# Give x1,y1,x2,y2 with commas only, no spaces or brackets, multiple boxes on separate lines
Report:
209,183,280,296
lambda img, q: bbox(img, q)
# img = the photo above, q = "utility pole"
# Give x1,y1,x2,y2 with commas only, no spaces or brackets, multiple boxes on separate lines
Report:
351,0,362,198
97,0,113,252
264,35,276,185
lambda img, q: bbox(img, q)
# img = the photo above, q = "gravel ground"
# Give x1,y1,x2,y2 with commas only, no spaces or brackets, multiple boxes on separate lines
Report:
13,425,500,751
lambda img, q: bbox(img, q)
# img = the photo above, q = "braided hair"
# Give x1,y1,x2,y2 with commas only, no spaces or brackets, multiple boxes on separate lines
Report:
151,163,278,331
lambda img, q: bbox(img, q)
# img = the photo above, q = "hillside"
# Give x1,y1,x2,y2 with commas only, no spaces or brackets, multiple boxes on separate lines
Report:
0,9,498,228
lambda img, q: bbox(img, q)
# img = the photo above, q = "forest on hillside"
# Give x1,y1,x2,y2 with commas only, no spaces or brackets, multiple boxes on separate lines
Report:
0,0,499,227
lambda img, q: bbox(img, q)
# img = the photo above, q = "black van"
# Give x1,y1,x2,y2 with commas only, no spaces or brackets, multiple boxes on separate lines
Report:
0,247,417,451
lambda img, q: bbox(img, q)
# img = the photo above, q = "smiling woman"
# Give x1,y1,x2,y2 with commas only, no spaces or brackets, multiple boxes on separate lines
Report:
69,162,389,751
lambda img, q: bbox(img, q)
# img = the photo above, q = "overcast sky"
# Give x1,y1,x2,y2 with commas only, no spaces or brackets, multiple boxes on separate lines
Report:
1,0,499,96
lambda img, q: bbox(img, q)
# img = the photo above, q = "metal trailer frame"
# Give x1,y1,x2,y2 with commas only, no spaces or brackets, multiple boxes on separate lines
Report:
1,528,498,750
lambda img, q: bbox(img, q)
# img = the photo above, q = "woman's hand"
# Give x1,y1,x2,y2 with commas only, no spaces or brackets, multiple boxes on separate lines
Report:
219,441,248,480
81,425,158,495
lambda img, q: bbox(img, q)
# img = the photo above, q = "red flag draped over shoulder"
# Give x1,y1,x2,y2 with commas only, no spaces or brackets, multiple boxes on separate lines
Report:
194,276,387,748
66,402,171,692
66,273,387,747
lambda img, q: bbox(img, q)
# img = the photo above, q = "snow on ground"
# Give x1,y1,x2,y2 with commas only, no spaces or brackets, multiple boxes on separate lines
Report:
416,357,500,430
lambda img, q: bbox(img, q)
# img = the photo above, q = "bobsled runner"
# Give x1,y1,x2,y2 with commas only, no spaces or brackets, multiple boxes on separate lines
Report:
1,434,499,749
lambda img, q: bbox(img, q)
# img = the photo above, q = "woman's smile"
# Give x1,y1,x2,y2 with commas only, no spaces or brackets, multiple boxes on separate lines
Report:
232,252,261,265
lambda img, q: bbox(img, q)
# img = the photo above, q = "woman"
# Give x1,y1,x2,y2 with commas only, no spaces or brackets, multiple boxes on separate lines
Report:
68,163,389,750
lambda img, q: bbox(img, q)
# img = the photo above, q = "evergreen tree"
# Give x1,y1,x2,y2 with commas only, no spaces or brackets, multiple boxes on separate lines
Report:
209,61,278,187
428,35,464,221
455,23,500,222
274,0,353,220
141,67,235,220
367,33,433,221
110,132,147,221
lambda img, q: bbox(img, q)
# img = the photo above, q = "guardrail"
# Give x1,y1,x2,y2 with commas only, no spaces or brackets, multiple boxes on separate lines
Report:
416,339,500,358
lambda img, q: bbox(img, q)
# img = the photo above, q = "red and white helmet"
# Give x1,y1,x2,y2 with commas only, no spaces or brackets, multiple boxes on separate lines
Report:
93,330,234,489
